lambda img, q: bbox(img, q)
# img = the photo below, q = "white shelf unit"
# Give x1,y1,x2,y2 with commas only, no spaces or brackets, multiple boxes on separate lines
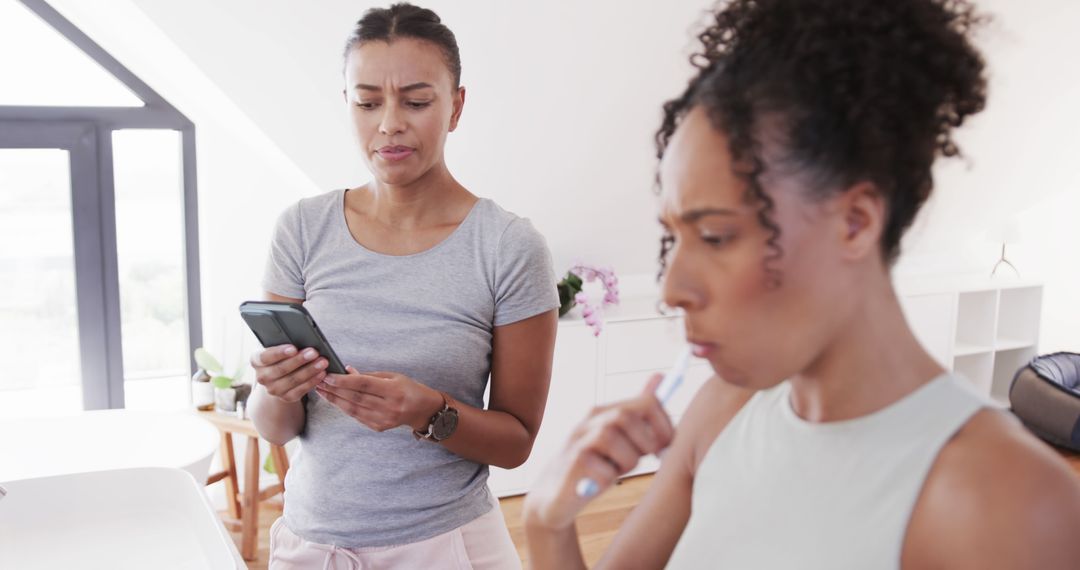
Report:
489,277,1043,497
898,277,1043,407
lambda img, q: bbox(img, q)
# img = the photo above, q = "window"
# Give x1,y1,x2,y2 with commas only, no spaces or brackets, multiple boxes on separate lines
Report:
0,0,201,415
0,149,84,417
113,130,191,410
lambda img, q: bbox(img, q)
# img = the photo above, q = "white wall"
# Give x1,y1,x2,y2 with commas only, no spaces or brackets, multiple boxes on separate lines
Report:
54,0,1080,352
122,0,715,278
898,0,1080,352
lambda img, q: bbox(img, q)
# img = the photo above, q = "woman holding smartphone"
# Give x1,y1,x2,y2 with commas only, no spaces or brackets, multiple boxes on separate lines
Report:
524,0,1080,568
248,4,558,568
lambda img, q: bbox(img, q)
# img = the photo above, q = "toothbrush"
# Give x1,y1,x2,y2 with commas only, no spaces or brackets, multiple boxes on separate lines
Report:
576,346,694,498
655,346,692,405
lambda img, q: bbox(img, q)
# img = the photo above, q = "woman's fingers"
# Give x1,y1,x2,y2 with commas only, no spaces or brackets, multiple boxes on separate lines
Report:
642,373,664,394
321,372,391,398
623,396,676,456
575,451,621,497
579,384,674,461
249,344,296,368
315,386,396,431
640,396,676,450
316,384,382,409
273,348,322,380
524,388,678,532
574,389,677,489
525,377,679,532
587,409,650,472
252,346,320,382
260,358,328,401
278,371,326,402
630,374,675,452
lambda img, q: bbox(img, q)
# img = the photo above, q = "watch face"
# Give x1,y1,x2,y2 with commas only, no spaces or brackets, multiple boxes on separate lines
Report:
433,409,459,440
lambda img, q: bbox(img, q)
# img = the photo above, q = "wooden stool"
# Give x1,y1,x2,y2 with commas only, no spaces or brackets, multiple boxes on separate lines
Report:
198,410,289,561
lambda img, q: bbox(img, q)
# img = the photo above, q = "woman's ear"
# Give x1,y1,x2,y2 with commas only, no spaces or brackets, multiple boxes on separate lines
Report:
449,86,466,132
839,181,886,261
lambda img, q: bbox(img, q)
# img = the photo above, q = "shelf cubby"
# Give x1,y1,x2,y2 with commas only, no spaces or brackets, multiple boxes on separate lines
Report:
996,287,1042,349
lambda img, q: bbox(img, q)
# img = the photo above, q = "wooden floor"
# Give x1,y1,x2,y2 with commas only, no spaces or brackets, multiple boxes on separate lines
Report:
500,475,654,567
227,452,1080,569
226,474,654,570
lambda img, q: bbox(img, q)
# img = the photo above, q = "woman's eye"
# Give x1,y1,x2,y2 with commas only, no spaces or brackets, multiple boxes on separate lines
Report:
356,102,379,110
701,230,736,247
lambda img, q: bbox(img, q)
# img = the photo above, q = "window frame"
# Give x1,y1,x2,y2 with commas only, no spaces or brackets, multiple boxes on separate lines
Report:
0,0,202,409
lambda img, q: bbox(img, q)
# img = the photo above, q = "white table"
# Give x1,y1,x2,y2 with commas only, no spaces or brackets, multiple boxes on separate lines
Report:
0,467,245,569
0,409,219,484
0,411,243,568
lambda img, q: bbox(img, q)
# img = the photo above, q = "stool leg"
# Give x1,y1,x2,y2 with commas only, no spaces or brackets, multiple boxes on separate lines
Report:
221,432,241,521
241,435,260,561
270,444,289,489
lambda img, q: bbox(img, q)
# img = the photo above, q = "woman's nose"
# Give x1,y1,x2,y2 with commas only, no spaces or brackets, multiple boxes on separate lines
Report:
379,104,406,135
661,250,705,313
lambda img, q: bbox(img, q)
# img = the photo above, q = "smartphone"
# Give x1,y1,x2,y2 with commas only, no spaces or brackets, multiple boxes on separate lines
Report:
239,301,347,374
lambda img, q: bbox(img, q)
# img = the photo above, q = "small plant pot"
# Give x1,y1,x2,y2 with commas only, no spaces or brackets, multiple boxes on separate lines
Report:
190,368,214,411
192,381,215,411
215,387,237,412
233,383,252,406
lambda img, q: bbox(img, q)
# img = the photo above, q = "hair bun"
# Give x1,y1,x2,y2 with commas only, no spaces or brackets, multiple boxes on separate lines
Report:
656,0,989,268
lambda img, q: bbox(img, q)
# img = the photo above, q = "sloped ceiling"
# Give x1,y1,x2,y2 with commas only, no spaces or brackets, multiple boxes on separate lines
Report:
130,0,372,190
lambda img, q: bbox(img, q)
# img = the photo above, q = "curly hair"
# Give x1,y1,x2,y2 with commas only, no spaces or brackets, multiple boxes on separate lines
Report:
655,0,988,283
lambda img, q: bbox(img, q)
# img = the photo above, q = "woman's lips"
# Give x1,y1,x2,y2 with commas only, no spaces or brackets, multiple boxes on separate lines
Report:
377,145,414,161
689,341,717,358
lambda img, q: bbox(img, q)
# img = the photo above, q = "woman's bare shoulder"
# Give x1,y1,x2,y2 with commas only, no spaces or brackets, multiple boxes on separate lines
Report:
904,408,1080,569
675,376,757,474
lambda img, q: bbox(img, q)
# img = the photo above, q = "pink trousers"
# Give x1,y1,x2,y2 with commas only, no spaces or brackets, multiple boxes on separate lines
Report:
268,497,522,570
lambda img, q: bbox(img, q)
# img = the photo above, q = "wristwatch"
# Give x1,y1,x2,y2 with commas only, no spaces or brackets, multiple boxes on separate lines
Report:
413,392,459,442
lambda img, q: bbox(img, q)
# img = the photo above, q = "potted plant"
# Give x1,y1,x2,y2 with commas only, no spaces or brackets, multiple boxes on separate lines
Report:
556,264,620,336
190,367,215,411
193,347,251,413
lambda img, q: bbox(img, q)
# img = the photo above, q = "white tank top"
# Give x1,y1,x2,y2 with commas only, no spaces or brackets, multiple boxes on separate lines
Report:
666,373,986,569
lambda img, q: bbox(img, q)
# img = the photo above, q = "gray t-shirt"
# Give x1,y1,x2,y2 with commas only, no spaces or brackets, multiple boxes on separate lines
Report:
261,189,558,547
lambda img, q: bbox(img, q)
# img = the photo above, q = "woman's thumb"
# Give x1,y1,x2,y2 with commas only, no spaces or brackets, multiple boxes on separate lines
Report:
642,373,664,395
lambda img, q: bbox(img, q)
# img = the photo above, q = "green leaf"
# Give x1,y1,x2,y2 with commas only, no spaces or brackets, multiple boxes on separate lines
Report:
194,348,223,373
263,454,276,474
556,272,586,318
557,283,575,317
211,375,233,389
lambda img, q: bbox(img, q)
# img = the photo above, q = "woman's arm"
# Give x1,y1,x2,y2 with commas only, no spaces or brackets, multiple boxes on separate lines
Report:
248,292,322,446
903,409,1080,569
443,308,558,467
316,309,559,468
524,376,753,569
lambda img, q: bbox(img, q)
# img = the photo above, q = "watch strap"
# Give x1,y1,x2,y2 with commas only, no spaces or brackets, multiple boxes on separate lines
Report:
413,392,452,441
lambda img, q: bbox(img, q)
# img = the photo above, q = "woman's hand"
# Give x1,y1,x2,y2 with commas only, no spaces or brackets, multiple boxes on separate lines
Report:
251,345,330,403
316,367,444,432
524,375,675,531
